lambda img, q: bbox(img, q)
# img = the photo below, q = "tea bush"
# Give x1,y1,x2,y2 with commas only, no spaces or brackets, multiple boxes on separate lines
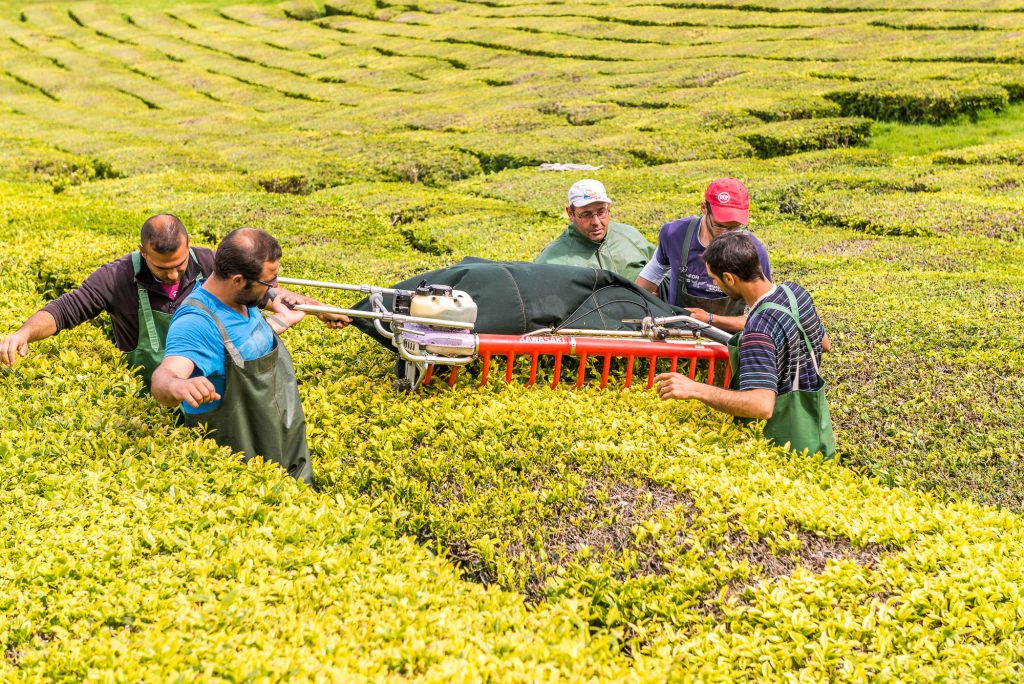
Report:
825,82,1010,124
740,117,872,158
933,140,1024,165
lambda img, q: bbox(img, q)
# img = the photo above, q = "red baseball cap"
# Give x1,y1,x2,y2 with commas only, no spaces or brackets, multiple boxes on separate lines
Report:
705,178,750,225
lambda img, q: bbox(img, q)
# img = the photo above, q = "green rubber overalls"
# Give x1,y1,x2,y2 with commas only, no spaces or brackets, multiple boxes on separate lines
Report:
180,299,314,486
675,218,748,317
728,284,836,459
125,250,203,391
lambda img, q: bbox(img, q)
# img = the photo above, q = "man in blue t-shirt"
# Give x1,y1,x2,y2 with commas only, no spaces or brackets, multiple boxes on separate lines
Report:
151,228,325,483
636,178,771,333
654,232,835,458
162,283,277,415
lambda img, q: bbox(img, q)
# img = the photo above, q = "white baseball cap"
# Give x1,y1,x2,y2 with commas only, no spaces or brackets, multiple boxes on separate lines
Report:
568,179,612,207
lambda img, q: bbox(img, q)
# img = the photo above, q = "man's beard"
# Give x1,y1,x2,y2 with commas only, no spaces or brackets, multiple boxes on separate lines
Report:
238,286,273,309
719,284,741,300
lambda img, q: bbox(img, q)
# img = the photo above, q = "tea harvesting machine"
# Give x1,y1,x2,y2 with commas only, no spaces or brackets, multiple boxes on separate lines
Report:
278,276,732,392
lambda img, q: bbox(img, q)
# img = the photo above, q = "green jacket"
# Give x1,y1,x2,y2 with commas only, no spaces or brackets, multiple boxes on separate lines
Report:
535,221,655,282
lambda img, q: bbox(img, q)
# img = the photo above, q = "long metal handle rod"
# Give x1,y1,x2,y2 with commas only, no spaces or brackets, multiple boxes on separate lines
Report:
650,314,714,327
526,327,648,338
526,329,727,346
278,276,406,296
526,325,728,345
525,327,713,340
622,314,711,328
293,304,475,331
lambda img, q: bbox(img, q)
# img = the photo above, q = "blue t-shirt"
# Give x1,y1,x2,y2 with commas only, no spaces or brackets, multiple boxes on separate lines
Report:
653,217,771,306
738,282,826,395
164,285,275,414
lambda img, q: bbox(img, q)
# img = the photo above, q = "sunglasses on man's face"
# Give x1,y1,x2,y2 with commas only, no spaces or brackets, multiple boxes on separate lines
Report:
250,276,278,289
706,206,746,232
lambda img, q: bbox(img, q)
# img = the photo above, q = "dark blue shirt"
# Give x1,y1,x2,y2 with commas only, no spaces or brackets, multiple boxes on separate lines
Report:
652,217,771,306
738,282,826,394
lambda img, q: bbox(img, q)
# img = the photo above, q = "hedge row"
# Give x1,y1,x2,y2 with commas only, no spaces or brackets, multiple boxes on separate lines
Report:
745,96,842,122
933,140,1024,165
740,117,873,158
773,184,1024,238
825,83,1009,124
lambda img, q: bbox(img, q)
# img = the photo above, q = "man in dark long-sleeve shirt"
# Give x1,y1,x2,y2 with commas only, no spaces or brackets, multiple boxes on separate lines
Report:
1,215,215,388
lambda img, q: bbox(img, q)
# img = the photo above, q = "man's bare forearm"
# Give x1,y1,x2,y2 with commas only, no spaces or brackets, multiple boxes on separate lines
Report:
707,313,746,334
1,310,59,365
691,383,775,420
150,365,180,407
16,310,58,342
635,276,659,295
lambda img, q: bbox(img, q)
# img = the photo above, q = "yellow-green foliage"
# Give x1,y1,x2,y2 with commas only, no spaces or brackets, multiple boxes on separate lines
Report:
933,140,1024,165
3,0,1024,680
825,83,1010,124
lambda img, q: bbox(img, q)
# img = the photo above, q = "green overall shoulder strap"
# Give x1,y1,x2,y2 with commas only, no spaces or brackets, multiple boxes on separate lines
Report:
183,299,246,368
131,251,160,353
674,217,701,307
188,248,204,286
751,284,819,390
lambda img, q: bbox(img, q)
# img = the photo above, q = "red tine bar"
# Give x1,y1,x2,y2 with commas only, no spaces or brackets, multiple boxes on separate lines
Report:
425,334,729,390
480,353,491,385
575,353,588,388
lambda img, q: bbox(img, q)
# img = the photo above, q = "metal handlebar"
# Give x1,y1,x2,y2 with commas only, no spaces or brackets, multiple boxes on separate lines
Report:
291,304,475,331
278,276,409,297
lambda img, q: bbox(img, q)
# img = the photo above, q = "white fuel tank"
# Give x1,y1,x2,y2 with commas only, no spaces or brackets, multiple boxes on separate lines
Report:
409,288,478,326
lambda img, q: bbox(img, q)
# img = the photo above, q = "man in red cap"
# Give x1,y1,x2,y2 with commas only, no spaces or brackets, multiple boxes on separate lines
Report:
636,178,772,333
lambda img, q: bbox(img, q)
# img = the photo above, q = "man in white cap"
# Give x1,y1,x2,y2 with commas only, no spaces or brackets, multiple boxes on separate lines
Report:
535,179,654,281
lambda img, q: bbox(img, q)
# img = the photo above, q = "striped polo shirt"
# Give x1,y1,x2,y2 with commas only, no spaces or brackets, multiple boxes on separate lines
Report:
738,282,826,394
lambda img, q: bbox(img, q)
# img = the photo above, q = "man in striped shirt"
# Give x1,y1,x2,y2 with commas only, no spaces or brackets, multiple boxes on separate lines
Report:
655,232,835,458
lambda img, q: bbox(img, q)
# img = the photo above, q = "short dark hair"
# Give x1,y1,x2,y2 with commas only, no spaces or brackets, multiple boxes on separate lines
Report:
141,214,188,253
703,232,765,283
214,227,282,280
